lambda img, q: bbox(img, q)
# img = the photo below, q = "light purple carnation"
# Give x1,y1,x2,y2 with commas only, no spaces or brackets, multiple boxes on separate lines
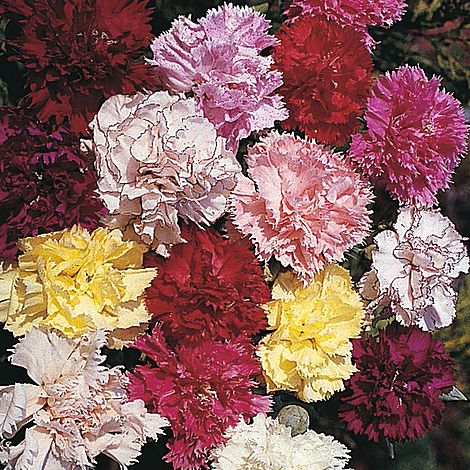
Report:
149,3,288,152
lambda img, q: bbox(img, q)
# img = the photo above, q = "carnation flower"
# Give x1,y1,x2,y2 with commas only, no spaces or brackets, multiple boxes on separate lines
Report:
274,16,372,146
257,265,365,402
350,66,468,206
1,0,155,133
286,0,406,49
127,325,271,470
339,323,455,442
0,226,156,342
144,223,269,345
0,328,168,470
149,3,287,152
91,91,241,256
211,414,351,469
231,131,372,284
360,206,469,331
0,107,105,259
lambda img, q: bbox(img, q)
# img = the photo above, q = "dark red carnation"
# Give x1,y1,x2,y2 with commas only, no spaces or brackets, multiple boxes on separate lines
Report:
0,107,106,259
127,325,271,470
2,0,155,133
144,224,269,346
339,323,455,442
274,16,372,146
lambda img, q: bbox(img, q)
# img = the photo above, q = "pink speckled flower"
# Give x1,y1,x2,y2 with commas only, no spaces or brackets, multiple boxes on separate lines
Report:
286,0,406,49
350,66,468,206
149,4,287,152
90,91,240,256
360,206,469,331
230,131,373,284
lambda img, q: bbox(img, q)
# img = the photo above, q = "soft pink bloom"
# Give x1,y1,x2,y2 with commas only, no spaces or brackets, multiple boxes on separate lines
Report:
350,66,468,206
286,0,406,49
230,131,373,284
90,91,240,256
149,3,287,152
361,206,469,330
0,328,168,470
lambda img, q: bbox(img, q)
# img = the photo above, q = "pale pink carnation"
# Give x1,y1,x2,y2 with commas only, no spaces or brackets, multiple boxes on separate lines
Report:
350,66,468,206
90,91,240,256
361,206,469,331
149,3,288,152
0,328,168,470
286,0,406,49
230,131,373,284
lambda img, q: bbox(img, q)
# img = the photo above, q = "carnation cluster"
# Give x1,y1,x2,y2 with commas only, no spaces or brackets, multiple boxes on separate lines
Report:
1,0,469,469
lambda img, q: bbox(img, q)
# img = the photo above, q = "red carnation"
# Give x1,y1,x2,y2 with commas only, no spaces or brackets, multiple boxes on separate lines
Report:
274,16,372,146
127,326,271,470
0,107,106,259
144,224,269,346
2,0,155,133
339,323,455,442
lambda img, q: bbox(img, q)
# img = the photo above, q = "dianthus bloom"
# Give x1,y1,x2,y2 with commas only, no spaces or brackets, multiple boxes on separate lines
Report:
0,107,105,259
91,91,240,256
350,66,468,206
339,323,455,442
144,224,269,345
360,206,469,331
258,265,365,402
286,0,406,49
128,326,271,470
149,3,287,152
1,0,155,133
231,132,372,284
211,414,351,470
274,16,372,146
0,328,168,470
0,226,156,342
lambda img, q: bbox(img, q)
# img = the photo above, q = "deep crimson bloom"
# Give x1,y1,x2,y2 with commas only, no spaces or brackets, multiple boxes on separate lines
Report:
144,224,269,345
127,326,271,470
339,323,455,442
0,107,106,259
274,16,372,146
1,0,155,133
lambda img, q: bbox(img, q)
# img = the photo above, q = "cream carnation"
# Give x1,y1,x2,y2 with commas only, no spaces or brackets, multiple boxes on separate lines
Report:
0,328,168,470
361,207,469,330
211,414,350,469
90,91,241,256
230,131,372,284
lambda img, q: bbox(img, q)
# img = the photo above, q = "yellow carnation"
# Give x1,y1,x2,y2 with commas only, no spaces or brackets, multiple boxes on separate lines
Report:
0,226,156,343
258,264,365,402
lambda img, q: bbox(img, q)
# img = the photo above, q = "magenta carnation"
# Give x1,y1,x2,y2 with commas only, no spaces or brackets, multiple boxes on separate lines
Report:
286,0,406,49
127,326,271,470
231,131,373,284
0,107,106,259
339,323,455,442
149,3,287,152
350,66,468,206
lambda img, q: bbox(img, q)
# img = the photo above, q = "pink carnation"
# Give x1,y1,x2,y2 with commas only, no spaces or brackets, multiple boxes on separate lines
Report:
286,0,406,49
350,66,468,206
149,4,287,152
230,131,373,284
